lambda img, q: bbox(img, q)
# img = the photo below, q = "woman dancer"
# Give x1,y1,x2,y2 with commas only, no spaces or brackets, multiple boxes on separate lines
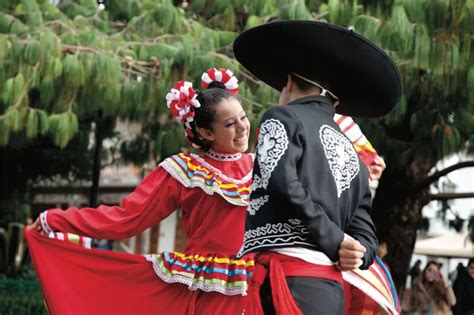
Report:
27,68,254,315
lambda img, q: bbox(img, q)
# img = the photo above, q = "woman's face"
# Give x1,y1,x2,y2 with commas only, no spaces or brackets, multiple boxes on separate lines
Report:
424,263,440,282
200,98,250,153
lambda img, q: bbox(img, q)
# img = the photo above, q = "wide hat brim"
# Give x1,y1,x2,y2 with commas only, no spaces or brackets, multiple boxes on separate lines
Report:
233,21,402,118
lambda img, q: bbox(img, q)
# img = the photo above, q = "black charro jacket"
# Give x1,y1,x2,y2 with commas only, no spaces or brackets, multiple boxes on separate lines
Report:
240,95,378,269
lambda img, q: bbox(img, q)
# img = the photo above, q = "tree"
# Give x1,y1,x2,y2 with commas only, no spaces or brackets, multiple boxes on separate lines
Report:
350,0,474,293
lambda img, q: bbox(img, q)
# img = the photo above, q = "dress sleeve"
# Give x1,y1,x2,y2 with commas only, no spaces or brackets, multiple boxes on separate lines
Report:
256,108,345,262
41,167,181,240
345,187,378,269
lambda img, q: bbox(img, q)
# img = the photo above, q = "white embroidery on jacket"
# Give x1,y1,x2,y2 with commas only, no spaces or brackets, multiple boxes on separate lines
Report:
253,119,289,190
238,219,314,256
247,195,269,215
319,125,360,197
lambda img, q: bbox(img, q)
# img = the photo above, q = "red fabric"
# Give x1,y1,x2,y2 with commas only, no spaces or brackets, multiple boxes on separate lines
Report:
344,281,382,315
46,154,254,255
246,252,344,315
278,254,343,286
350,286,381,315
25,228,248,315
27,154,256,314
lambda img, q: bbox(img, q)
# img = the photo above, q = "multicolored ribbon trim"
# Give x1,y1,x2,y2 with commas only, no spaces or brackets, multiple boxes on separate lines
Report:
145,251,254,296
334,114,378,166
343,257,400,314
159,153,252,206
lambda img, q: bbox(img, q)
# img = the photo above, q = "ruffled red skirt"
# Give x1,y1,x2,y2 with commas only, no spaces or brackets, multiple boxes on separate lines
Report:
25,228,252,315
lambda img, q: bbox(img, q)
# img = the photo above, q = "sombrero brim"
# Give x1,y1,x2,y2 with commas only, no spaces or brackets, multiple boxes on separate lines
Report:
233,21,402,118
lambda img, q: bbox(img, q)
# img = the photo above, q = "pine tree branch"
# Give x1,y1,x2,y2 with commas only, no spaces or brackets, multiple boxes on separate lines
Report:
238,94,265,109
208,52,264,86
117,37,180,48
430,192,474,200
61,44,101,54
60,44,161,76
417,161,474,191
44,20,78,35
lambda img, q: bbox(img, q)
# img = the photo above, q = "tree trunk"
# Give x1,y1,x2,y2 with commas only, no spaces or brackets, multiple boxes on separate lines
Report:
372,156,432,295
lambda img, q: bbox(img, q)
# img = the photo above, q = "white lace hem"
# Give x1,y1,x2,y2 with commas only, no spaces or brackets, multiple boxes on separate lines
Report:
144,254,248,296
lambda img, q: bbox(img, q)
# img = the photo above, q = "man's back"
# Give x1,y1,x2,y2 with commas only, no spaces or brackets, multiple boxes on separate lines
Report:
240,95,377,268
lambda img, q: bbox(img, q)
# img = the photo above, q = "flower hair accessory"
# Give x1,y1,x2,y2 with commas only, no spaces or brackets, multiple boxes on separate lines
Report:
201,68,239,94
166,81,201,123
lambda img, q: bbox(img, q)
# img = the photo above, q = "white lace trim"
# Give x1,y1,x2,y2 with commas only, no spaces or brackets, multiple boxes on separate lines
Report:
205,149,242,161
144,254,248,296
159,160,249,206
319,125,360,198
40,211,53,234
247,195,269,215
190,154,253,184
253,119,289,190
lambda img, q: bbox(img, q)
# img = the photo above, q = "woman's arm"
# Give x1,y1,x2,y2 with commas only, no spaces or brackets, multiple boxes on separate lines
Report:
33,167,181,240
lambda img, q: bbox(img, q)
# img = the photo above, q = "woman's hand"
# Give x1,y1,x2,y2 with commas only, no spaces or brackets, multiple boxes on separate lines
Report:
29,217,44,233
369,155,386,180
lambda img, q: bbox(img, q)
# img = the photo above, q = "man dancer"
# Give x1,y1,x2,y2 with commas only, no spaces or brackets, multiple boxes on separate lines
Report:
234,21,402,314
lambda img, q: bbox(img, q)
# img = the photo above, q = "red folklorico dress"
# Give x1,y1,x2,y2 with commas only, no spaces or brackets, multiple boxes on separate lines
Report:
25,150,255,315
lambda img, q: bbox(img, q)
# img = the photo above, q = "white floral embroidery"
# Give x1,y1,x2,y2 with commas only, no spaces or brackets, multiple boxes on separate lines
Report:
319,125,360,198
247,195,269,215
253,119,289,189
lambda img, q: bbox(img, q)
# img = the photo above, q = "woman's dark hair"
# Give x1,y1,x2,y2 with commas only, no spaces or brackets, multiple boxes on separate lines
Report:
422,261,440,278
419,261,451,307
186,87,237,151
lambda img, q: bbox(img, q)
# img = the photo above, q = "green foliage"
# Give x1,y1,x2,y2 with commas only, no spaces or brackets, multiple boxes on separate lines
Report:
47,112,79,148
280,0,313,20
0,278,47,315
352,0,474,164
350,15,381,42
326,0,358,25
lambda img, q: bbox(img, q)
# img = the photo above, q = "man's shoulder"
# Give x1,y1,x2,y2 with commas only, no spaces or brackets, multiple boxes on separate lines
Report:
263,105,299,122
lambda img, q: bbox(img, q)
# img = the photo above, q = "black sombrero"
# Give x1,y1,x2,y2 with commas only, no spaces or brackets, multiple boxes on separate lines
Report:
233,20,402,118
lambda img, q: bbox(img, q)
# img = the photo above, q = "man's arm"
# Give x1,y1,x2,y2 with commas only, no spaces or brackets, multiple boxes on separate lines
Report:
345,189,378,269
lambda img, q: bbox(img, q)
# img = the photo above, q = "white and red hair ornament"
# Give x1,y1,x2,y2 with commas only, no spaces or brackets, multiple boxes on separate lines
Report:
166,81,201,124
201,68,239,94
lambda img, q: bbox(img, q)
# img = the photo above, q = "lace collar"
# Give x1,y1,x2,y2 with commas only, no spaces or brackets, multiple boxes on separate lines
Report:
205,149,242,161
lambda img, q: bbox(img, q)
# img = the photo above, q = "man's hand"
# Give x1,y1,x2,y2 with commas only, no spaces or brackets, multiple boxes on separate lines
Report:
338,238,366,271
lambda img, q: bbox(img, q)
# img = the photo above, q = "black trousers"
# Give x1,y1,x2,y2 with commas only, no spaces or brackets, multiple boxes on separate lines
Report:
260,276,344,315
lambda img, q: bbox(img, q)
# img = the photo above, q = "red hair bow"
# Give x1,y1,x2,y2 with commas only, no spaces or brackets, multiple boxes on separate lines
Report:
201,68,239,94
166,81,201,123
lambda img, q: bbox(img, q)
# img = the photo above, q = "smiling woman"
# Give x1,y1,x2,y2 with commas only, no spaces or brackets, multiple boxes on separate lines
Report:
198,97,250,154
26,68,258,315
